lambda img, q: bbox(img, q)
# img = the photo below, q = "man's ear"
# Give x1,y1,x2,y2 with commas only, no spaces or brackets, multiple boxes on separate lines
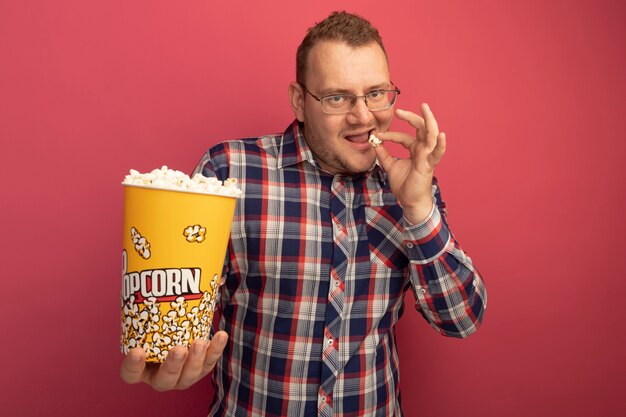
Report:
288,82,305,122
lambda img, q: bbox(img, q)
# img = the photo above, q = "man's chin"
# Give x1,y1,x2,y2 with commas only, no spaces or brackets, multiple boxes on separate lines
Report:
339,157,378,177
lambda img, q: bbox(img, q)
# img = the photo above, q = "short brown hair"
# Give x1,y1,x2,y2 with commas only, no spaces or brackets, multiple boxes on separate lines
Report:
296,11,387,85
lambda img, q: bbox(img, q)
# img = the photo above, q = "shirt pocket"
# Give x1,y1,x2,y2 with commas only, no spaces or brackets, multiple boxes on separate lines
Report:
365,205,409,270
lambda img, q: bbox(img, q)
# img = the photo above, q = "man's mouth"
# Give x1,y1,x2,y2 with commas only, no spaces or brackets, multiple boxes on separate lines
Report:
345,129,374,144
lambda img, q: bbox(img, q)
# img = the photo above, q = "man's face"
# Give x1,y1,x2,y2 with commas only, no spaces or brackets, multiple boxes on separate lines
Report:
294,40,394,176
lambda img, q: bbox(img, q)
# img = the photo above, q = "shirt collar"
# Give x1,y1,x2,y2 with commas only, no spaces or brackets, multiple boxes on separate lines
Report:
276,120,318,170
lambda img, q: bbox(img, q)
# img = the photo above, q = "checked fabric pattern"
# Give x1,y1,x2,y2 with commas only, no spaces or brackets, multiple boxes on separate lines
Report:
194,120,487,417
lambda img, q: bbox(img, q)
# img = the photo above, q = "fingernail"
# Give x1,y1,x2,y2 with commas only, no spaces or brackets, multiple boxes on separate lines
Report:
193,341,205,354
171,348,185,362
129,352,142,363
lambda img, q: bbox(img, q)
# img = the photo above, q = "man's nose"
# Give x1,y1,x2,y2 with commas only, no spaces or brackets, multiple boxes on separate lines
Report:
346,97,373,124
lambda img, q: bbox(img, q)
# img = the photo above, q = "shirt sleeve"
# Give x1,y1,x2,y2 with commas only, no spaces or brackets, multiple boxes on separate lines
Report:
402,180,487,338
192,151,215,178
191,144,231,279
192,144,226,180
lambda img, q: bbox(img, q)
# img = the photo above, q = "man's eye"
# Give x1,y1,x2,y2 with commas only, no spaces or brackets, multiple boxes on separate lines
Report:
328,95,347,103
368,90,384,100
323,95,350,108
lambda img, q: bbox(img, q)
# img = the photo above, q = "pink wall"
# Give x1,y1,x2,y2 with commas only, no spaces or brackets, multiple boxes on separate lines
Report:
1,0,624,416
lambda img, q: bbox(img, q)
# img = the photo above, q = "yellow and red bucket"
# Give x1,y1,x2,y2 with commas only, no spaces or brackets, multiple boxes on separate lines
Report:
120,184,236,362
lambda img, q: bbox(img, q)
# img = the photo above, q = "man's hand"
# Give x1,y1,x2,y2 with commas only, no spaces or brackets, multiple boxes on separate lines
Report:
374,103,446,224
120,330,228,391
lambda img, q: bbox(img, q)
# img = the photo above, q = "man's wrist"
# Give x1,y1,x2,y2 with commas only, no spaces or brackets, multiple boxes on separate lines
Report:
403,201,436,226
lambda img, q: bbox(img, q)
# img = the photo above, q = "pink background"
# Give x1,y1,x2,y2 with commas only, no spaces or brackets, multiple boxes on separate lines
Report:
1,0,624,416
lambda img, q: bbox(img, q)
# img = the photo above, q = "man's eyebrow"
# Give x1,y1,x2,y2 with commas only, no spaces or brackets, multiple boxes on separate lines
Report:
367,82,392,91
317,87,354,96
318,82,391,96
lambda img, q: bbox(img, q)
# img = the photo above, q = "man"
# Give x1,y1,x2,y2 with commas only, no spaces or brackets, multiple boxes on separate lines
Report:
121,11,487,416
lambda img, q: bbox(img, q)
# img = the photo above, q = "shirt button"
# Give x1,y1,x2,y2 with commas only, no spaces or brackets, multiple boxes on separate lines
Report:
406,242,414,249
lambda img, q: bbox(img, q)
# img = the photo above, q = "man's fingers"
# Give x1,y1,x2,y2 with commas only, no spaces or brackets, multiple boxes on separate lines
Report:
151,346,188,391
393,104,440,149
421,103,440,144
120,334,227,392
373,143,397,173
202,331,229,375
176,340,210,389
120,347,147,384
394,108,425,131
375,131,416,149
432,132,446,163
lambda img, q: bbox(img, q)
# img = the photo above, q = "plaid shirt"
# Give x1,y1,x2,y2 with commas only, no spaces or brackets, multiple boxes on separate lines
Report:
193,121,487,417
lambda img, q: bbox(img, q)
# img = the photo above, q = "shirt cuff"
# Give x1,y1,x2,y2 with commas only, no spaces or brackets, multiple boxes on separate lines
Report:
402,203,451,264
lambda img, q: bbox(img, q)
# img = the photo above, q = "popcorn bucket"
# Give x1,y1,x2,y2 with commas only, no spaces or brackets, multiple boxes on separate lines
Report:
120,184,236,362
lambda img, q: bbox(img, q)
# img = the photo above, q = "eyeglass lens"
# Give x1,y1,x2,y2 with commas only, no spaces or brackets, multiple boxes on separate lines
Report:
321,91,397,113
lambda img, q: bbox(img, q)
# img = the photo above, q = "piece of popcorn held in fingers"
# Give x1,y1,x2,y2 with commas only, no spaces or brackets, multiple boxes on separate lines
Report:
369,133,382,148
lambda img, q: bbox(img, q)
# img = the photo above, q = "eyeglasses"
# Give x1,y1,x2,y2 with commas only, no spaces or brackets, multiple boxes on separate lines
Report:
300,83,401,115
